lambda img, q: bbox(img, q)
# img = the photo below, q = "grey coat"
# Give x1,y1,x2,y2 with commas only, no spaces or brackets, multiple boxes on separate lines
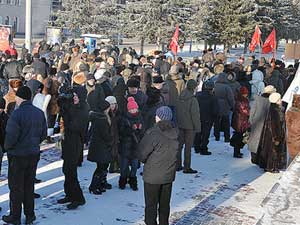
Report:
248,95,270,154
138,121,178,184
214,73,235,116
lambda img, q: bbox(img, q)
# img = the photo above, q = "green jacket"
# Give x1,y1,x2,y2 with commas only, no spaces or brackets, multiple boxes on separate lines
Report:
176,89,201,131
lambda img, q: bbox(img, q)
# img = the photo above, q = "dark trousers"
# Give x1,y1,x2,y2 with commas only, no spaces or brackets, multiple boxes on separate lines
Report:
120,157,139,178
144,182,173,225
93,163,109,177
177,129,195,170
62,160,85,203
194,121,213,152
214,115,230,140
8,155,39,220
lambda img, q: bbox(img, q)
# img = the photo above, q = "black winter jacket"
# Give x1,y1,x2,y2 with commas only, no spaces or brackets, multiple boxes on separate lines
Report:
3,60,23,80
5,101,47,156
196,90,219,122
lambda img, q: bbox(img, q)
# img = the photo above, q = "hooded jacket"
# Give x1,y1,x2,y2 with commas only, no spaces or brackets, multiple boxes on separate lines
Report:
176,88,201,131
214,73,235,116
139,121,179,184
165,74,185,106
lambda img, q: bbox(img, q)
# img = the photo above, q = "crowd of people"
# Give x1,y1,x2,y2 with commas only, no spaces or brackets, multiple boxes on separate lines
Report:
0,40,299,225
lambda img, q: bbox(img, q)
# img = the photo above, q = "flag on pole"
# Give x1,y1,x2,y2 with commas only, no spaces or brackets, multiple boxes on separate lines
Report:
169,25,179,55
262,28,277,54
249,25,262,52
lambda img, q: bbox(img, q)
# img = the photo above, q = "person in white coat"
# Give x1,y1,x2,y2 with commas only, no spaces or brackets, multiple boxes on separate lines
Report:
249,62,265,102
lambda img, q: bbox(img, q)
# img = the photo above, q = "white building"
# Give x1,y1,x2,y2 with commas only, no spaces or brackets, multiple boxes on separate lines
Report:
0,0,61,36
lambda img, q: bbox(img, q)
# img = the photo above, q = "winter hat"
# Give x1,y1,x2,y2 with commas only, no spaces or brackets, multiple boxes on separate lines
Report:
264,85,277,94
94,69,106,80
73,72,87,85
214,64,224,75
79,63,89,72
186,79,198,91
239,86,249,95
16,86,32,100
127,97,139,111
127,78,140,88
22,65,34,74
73,86,87,102
60,63,69,71
105,96,117,105
156,106,173,121
9,79,23,89
100,100,111,111
169,65,179,75
26,79,43,96
152,76,164,84
269,92,281,104
0,98,6,109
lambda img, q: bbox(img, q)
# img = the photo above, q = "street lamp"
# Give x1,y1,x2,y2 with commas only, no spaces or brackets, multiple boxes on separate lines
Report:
25,0,32,52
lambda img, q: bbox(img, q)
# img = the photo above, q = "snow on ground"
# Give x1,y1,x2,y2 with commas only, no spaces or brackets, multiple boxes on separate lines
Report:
0,136,281,225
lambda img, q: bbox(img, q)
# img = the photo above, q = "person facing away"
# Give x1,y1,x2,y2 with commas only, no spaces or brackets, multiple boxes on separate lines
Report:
139,106,178,225
3,86,47,225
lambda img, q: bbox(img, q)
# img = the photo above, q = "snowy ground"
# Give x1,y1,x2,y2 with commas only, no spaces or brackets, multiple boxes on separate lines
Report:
0,136,282,225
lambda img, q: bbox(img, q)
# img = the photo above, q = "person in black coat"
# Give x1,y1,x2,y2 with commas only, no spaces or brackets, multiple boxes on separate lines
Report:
0,98,8,174
57,86,89,210
195,82,219,155
119,97,143,191
3,87,47,225
3,54,23,81
87,100,113,195
31,53,47,79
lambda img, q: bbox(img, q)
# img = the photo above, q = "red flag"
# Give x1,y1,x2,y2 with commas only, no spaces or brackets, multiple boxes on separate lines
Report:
249,25,262,52
169,25,179,55
262,29,277,54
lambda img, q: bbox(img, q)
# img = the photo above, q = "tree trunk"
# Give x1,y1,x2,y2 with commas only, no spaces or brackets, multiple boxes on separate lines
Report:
204,40,208,50
140,37,144,55
243,38,248,54
214,44,217,50
189,40,192,53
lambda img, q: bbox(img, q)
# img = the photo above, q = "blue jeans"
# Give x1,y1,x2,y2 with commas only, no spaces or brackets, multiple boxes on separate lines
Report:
120,157,139,178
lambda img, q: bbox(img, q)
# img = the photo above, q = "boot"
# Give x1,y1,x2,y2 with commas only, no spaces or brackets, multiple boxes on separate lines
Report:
89,174,102,195
128,176,138,191
119,177,127,190
234,147,243,158
25,215,36,225
100,171,111,191
67,199,86,210
2,215,21,225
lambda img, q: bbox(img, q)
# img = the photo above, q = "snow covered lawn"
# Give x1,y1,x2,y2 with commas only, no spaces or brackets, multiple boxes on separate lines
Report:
0,138,281,225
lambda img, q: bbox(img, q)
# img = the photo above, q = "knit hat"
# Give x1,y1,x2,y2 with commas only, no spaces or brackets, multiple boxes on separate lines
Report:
156,106,173,121
100,100,111,111
16,86,32,100
73,72,87,85
73,86,87,102
105,96,117,105
186,79,198,91
127,97,139,111
240,86,249,95
152,76,164,84
127,78,140,88
0,98,6,109
269,93,281,104
264,85,277,94
94,69,106,80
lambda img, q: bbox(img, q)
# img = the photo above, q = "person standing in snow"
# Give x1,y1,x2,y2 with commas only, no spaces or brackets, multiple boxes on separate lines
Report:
0,98,8,175
176,79,201,174
3,86,47,225
119,97,143,191
57,86,89,210
139,106,178,225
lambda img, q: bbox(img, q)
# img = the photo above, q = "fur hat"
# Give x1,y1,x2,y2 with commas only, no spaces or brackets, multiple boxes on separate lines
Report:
214,64,224,75
269,93,281,104
156,106,173,121
100,100,111,111
127,97,139,111
264,85,277,94
9,79,23,89
22,65,34,74
60,63,69,71
105,96,117,105
73,72,87,85
169,65,179,75
152,76,164,84
127,78,140,88
16,86,32,100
